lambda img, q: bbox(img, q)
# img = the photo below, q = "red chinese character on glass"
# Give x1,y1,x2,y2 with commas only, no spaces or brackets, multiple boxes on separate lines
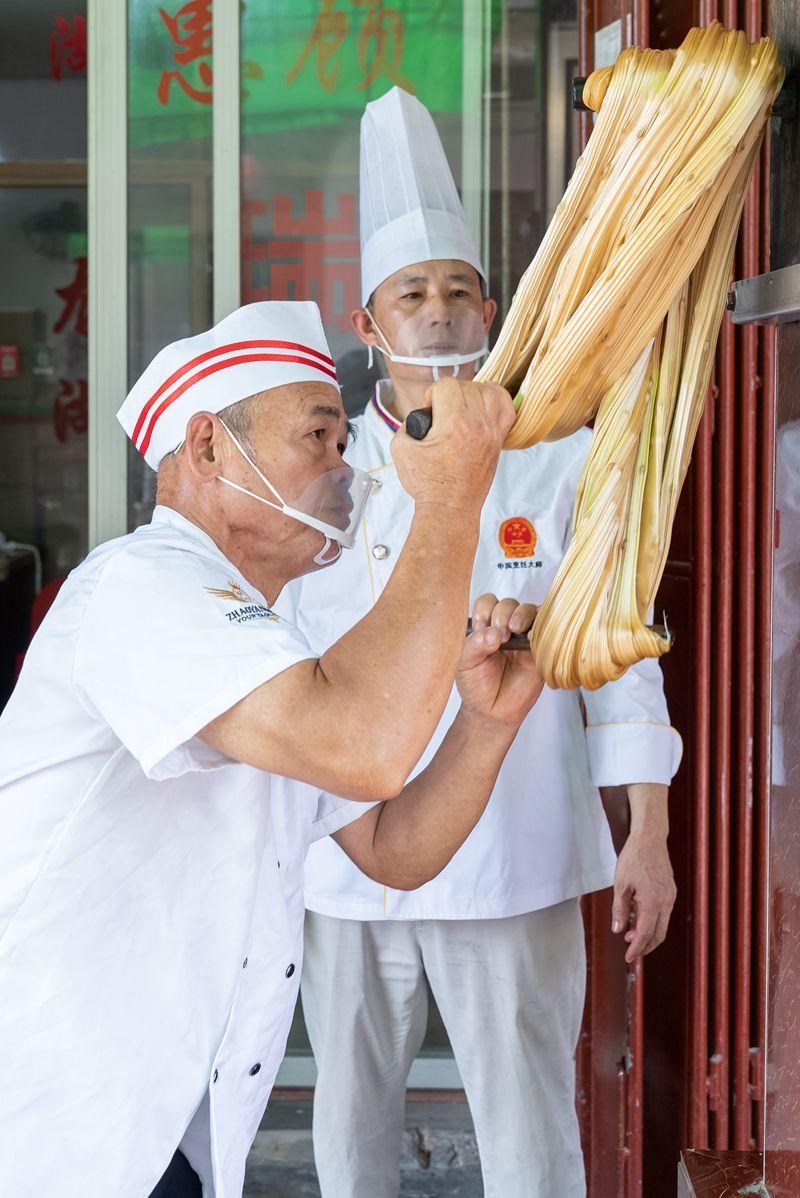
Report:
50,15,87,82
53,378,88,443
157,0,213,105
351,0,414,92
285,0,348,94
242,192,359,335
157,1,263,106
53,257,88,337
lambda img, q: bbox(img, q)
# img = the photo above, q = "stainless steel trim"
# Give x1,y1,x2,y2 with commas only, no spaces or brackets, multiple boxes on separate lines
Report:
730,264,800,326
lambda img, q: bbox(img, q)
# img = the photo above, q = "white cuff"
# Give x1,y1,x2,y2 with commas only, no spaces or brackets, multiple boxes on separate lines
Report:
310,798,380,843
585,722,683,788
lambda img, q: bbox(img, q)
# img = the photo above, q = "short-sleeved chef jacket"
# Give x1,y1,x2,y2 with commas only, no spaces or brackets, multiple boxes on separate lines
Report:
280,386,683,921
0,505,369,1198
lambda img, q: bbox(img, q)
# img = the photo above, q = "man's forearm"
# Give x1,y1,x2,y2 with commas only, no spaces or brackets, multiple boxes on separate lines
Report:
364,708,516,889
627,782,670,838
317,506,482,789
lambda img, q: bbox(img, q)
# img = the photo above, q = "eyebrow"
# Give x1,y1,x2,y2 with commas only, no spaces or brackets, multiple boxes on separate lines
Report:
392,272,477,287
310,404,345,420
309,404,355,442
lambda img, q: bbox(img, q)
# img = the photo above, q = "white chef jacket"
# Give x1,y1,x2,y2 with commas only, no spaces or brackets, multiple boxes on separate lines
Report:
279,383,683,921
0,505,369,1198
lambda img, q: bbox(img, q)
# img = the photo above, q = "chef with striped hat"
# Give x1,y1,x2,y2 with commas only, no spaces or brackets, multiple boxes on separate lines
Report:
280,89,683,1198
0,299,543,1198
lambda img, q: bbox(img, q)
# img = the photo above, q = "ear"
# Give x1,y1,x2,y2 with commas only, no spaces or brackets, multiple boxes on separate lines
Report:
482,296,498,334
351,307,379,348
183,411,226,480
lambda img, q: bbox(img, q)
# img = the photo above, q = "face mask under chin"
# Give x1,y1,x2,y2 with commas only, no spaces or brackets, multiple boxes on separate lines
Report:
365,310,487,380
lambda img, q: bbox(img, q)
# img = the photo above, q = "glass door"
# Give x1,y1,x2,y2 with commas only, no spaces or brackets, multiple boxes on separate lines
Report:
0,3,88,707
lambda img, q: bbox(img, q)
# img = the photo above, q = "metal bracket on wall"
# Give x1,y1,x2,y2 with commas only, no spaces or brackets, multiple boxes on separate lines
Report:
728,262,800,325
571,70,797,117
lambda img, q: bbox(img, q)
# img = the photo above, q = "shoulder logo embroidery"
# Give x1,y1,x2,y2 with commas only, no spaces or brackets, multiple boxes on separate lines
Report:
204,579,254,603
203,579,280,623
498,517,537,560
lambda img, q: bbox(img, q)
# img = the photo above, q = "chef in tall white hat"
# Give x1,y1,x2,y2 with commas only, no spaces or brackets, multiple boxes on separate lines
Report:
280,89,683,1198
0,299,545,1198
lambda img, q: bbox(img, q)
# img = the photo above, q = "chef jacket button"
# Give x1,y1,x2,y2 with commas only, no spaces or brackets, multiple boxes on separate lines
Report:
372,478,382,491
372,544,390,560
285,963,296,978
242,957,248,969
277,860,281,869
213,1069,219,1083
249,1063,261,1077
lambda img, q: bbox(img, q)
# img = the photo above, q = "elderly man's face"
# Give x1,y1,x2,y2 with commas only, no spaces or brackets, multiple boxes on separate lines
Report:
217,380,354,572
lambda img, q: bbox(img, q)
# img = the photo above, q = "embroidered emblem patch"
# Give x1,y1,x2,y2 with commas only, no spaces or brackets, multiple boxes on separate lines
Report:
203,579,280,623
204,579,254,603
498,517,537,560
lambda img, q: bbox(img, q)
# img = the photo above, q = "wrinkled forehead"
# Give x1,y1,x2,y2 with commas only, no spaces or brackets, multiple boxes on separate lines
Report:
378,259,483,298
248,380,346,432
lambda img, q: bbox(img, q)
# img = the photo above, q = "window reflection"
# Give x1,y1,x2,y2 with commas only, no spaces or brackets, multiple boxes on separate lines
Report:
0,2,88,709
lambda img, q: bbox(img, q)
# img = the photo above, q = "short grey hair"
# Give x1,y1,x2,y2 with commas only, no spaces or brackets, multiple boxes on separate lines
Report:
216,392,263,453
161,392,262,467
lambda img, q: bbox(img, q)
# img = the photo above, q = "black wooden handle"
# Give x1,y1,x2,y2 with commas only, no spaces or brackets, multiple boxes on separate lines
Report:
406,408,433,440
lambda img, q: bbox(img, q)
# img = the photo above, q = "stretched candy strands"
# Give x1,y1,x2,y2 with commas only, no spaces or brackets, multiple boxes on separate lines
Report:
477,23,783,688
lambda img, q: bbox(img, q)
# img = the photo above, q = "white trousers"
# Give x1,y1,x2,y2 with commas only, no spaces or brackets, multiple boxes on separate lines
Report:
302,902,587,1198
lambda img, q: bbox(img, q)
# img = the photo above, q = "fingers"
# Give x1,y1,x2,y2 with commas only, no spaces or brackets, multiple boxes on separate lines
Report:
471,593,499,630
475,382,517,440
459,623,504,671
471,595,537,640
488,598,519,642
611,884,632,937
623,904,658,963
622,900,674,962
462,594,530,671
425,377,469,425
636,907,672,960
509,603,537,636
425,379,515,443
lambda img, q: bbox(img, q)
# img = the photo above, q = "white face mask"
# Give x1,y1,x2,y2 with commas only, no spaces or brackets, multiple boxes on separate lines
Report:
217,421,375,566
366,309,488,381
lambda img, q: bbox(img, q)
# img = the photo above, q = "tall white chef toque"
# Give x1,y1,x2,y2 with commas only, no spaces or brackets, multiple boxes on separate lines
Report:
359,86,488,378
117,301,374,561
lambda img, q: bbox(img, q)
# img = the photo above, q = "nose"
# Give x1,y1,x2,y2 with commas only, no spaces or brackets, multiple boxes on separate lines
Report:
425,295,452,325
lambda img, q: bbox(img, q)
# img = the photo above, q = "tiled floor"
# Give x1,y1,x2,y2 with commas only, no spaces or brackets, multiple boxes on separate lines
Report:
243,1096,483,1198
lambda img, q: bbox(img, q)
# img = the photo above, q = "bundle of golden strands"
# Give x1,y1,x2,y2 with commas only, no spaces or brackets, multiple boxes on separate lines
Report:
476,21,783,689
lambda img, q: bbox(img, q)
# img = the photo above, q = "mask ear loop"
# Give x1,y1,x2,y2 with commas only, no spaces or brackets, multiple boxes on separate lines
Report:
364,308,390,371
313,537,342,566
365,311,396,364
219,419,287,508
220,419,349,564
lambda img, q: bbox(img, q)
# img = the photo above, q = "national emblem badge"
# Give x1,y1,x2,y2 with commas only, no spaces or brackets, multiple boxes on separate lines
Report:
498,517,537,560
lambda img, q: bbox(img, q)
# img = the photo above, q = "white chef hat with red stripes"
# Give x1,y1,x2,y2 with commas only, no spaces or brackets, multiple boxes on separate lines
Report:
117,300,340,470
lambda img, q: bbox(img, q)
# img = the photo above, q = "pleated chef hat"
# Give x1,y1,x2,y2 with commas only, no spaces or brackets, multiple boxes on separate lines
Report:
359,87,486,305
118,301,339,470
